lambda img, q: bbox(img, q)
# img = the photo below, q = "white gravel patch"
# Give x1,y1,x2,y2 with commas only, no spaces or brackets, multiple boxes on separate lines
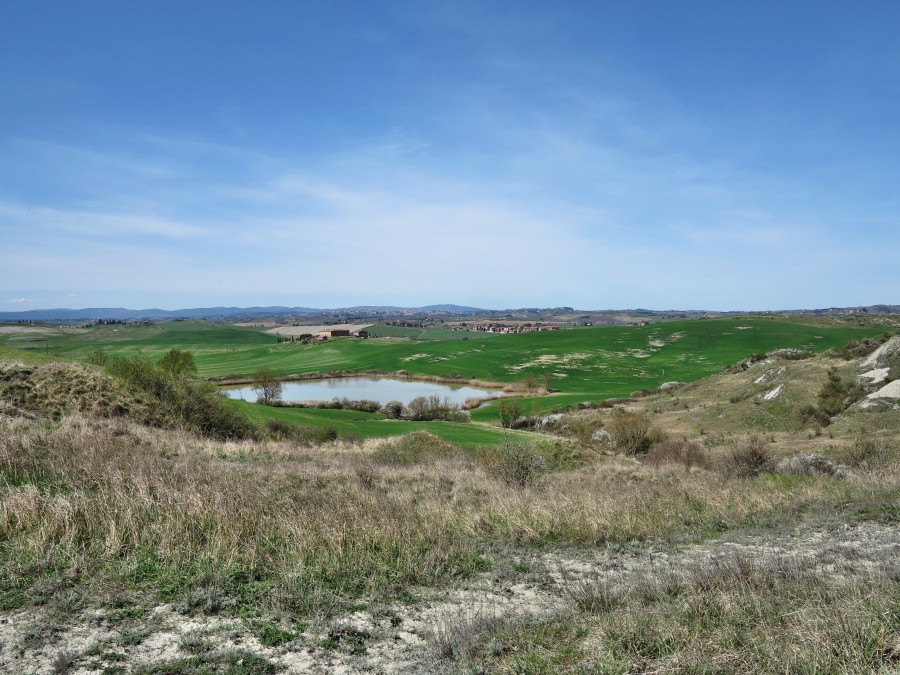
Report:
860,336,900,369
762,384,784,400
867,379,900,399
860,367,890,384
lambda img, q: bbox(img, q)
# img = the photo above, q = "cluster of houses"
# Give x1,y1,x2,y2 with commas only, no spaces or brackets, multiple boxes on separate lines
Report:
460,323,561,334
277,329,369,344
317,329,369,340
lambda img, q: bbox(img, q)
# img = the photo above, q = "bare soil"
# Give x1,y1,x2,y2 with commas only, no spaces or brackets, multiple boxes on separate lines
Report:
2,517,896,674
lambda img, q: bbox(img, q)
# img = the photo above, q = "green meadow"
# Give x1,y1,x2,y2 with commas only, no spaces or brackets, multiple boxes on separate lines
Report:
1,316,889,437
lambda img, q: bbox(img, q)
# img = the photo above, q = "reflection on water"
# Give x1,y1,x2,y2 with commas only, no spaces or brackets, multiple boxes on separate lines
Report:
222,376,505,406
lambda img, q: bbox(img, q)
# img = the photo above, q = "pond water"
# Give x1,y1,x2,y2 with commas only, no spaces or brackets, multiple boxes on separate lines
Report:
222,377,506,406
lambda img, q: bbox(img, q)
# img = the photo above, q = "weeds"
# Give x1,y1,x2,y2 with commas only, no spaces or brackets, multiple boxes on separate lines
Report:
607,411,661,455
430,606,518,661
722,435,776,479
490,439,547,488
370,430,459,465
642,438,710,470
840,435,898,470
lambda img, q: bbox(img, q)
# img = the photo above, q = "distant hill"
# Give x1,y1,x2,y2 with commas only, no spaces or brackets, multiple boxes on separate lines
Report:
0,306,324,321
0,303,897,323
417,304,490,313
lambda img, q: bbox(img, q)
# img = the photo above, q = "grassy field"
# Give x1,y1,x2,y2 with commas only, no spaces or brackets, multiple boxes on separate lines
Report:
235,401,533,447
2,316,892,431
1,319,898,671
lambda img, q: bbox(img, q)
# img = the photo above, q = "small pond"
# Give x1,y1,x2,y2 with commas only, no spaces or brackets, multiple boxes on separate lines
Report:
221,376,507,406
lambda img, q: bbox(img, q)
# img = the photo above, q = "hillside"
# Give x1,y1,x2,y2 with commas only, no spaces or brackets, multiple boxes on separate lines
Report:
0,329,898,672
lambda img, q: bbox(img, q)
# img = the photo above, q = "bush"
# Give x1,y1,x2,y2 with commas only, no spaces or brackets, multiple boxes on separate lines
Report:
407,395,458,421
315,398,381,413
381,400,403,419
490,440,547,488
797,403,829,427
817,367,865,421
830,335,891,360
722,435,775,479
106,355,256,440
839,436,897,470
607,411,660,455
642,439,710,470
498,399,522,429
304,424,339,444
265,419,307,441
157,348,197,379
371,431,458,465
86,348,109,366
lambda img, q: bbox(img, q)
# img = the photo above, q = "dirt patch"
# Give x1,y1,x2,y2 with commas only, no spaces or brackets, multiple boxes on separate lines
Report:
0,326,56,335
2,519,896,674
868,379,900,399
505,352,594,373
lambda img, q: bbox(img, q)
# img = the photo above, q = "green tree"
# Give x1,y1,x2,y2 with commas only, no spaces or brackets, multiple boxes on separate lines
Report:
252,367,283,405
86,348,109,366
498,399,522,428
157,348,197,379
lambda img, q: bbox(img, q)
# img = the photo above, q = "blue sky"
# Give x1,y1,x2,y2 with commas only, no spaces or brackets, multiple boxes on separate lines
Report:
2,1,898,311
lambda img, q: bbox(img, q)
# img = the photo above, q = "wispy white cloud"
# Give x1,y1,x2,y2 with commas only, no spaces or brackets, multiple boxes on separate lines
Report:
0,203,210,240
1,78,897,311
5,297,32,304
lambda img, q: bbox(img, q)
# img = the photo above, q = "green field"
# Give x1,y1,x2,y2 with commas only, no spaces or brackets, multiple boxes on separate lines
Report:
1,316,891,432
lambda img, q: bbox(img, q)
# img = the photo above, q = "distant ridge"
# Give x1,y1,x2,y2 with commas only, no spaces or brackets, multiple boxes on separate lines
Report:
0,304,897,322
0,305,491,322
0,306,321,321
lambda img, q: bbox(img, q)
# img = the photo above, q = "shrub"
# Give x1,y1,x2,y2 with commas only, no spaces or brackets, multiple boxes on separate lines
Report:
157,348,197,379
270,423,340,445
607,411,660,455
722,435,776,479
407,395,457,421
498,399,522,429
371,431,458,465
816,367,865,423
381,400,403,419
86,348,109,366
889,362,900,382
306,424,339,444
797,403,829,426
830,334,891,360
266,418,301,440
491,440,547,488
106,355,256,440
642,439,710,470
838,436,897,470
314,398,382,413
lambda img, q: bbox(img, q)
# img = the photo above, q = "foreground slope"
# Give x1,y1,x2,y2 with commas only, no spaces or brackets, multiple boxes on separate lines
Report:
0,332,898,673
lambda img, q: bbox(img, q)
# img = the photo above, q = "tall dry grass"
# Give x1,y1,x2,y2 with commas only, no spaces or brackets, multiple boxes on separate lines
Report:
1,413,896,616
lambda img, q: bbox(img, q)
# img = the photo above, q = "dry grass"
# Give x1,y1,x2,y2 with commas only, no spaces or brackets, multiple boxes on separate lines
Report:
3,410,895,623
478,550,900,673
642,438,711,470
721,434,777,479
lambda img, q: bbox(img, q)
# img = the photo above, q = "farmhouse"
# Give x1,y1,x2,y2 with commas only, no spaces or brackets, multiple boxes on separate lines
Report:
315,329,357,341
